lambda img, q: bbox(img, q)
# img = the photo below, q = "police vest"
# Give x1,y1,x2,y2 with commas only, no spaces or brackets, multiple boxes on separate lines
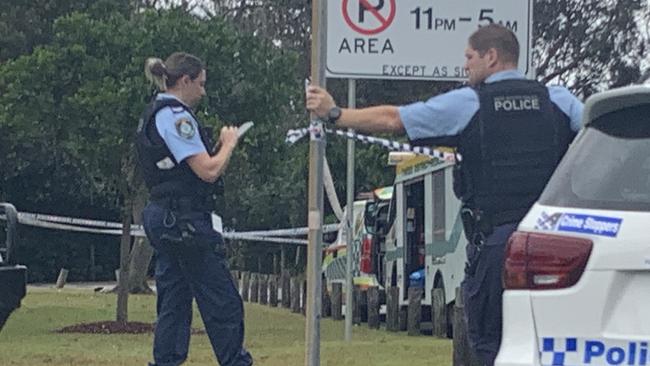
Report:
455,79,574,224
136,98,216,202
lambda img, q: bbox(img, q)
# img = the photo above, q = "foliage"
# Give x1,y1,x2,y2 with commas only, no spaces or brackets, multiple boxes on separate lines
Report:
0,9,302,280
534,0,649,96
0,0,132,62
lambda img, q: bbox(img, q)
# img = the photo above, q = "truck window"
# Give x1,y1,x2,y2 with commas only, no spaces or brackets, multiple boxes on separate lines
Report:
432,170,446,242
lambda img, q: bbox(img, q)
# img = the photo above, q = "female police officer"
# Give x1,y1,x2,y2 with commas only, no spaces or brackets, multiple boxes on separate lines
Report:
137,52,253,366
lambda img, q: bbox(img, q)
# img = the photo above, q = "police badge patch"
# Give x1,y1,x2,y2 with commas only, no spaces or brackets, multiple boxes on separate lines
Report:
175,118,195,139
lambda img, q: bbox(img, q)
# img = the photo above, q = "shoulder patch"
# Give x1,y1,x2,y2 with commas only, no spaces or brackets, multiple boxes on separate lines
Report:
175,118,196,139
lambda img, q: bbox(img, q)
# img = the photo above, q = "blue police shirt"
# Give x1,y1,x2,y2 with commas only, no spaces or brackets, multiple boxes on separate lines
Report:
155,93,206,163
398,70,584,141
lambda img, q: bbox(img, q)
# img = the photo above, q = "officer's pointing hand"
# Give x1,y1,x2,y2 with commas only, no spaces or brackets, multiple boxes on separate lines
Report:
306,86,336,120
218,126,239,150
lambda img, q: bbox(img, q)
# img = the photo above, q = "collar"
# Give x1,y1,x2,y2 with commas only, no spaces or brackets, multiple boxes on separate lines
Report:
485,69,526,84
156,93,189,107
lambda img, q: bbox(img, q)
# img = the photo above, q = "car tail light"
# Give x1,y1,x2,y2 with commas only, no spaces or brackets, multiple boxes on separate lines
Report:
503,231,593,290
360,234,373,274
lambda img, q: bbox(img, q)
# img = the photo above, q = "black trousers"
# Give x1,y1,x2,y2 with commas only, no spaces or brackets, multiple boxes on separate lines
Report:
143,202,253,366
462,223,517,366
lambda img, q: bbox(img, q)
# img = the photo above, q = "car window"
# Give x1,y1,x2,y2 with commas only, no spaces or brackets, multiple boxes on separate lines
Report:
539,104,650,211
364,201,378,233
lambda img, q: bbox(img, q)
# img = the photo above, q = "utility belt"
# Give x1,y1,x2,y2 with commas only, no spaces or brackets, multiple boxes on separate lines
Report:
151,191,215,211
151,195,211,211
460,207,492,248
460,206,524,247
150,196,218,251
461,206,523,277
149,179,221,210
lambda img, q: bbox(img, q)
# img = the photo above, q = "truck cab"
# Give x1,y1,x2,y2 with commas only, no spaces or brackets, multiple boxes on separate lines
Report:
383,153,467,336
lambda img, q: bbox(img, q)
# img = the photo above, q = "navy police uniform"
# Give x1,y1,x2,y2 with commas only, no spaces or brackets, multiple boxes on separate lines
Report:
136,93,252,366
399,70,583,365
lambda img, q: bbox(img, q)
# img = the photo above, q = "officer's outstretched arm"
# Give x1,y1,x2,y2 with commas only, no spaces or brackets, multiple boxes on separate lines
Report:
186,126,238,183
336,106,405,134
305,85,405,135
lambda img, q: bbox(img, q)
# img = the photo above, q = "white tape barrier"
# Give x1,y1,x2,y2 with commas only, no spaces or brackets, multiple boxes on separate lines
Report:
323,156,344,221
235,223,339,237
19,212,125,229
17,215,147,237
1,211,340,246
224,234,308,245
286,127,458,162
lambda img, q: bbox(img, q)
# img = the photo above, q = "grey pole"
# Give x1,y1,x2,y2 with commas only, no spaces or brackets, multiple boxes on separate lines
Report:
305,1,327,365
344,79,356,342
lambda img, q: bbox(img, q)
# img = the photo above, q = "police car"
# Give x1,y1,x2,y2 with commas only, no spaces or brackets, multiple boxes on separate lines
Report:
496,85,650,366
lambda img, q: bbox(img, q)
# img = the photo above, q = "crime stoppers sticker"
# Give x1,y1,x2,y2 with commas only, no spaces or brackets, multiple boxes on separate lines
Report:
535,212,622,238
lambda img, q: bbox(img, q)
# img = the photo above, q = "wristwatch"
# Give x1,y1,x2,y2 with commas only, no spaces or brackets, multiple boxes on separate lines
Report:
326,106,342,124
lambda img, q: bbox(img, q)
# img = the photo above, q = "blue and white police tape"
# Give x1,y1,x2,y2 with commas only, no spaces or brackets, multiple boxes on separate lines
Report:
233,224,339,238
1,211,340,245
16,213,146,237
286,126,458,162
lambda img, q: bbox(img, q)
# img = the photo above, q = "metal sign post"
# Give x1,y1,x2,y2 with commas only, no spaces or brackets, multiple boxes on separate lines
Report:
344,79,356,342
306,1,327,365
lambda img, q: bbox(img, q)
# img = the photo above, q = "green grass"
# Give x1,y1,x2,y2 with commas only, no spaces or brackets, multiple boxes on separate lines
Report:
0,287,452,365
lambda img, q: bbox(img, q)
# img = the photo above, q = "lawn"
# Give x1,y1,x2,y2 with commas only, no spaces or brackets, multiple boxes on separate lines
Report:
0,287,452,365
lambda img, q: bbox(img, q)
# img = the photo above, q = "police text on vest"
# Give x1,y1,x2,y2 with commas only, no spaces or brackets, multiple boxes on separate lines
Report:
493,95,540,112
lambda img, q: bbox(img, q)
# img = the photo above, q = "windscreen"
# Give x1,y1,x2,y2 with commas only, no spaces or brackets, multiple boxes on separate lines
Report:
539,104,650,211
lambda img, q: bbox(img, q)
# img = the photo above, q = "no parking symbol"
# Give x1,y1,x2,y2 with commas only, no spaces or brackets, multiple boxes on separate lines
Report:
342,0,396,35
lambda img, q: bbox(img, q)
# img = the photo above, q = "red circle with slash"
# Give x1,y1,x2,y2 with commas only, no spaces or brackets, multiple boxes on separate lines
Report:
342,0,396,36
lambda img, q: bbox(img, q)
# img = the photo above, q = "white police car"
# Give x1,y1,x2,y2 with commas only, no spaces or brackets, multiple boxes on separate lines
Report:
496,85,650,366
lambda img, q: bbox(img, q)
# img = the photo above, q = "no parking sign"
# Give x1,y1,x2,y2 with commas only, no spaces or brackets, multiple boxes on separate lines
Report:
342,0,396,35
327,0,534,81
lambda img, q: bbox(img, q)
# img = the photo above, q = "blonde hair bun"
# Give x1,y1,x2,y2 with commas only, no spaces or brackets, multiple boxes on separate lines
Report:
144,57,167,91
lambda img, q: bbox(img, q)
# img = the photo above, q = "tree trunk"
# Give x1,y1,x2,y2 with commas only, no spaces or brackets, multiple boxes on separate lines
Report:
127,236,153,294
126,187,154,294
116,199,132,323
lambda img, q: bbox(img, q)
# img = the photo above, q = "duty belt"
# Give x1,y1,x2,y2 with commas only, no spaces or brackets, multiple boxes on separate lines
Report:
150,196,208,244
460,207,524,247
151,195,214,213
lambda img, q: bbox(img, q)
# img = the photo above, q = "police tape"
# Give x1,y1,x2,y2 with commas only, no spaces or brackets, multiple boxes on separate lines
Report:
234,224,339,237
17,214,146,237
1,211,340,245
286,126,458,162
223,233,308,245
17,212,125,229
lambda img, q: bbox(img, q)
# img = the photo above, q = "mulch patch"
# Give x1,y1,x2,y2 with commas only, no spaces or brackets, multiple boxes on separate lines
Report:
57,321,205,335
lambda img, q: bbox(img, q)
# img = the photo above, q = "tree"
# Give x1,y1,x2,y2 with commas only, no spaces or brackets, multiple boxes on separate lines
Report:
0,0,132,62
0,8,302,317
534,0,649,96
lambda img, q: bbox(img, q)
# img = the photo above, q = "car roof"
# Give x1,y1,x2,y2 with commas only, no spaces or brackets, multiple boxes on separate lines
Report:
583,85,650,127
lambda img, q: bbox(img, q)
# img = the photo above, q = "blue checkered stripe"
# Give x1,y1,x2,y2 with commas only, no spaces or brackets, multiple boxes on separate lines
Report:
541,337,579,366
351,238,360,276
535,211,562,231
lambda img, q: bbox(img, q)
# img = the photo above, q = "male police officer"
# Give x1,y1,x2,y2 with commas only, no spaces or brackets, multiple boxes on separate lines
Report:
137,52,253,366
306,25,583,365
